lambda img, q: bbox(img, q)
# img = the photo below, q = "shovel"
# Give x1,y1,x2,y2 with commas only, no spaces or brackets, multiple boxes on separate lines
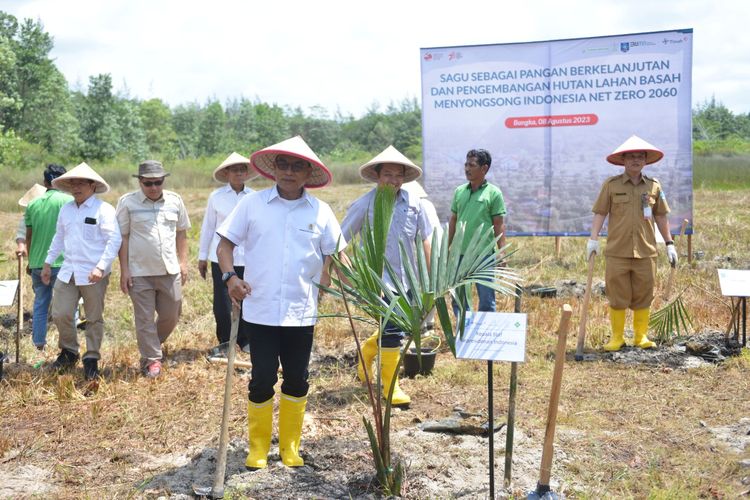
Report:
574,252,595,361
193,305,241,499
16,254,24,364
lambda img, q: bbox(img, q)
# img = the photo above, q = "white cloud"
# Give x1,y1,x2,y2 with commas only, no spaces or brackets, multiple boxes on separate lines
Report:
2,0,749,114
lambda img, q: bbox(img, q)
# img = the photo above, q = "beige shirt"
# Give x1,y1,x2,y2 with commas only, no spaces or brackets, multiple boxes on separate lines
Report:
116,190,191,276
592,173,670,259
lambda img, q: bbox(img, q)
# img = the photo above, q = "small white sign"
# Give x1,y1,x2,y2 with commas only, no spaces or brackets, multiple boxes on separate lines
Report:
0,280,19,307
455,312,527,362
718,269,750,298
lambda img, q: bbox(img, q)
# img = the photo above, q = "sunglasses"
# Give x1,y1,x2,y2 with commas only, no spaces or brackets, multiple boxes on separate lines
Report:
141,179,164,187
274,158,309,173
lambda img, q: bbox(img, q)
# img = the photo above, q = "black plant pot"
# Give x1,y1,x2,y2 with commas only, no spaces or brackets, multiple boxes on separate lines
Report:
403,348,437,378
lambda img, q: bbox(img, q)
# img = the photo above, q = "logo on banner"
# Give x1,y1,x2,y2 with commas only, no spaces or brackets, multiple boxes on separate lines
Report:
423,53,433,61
620,42,630,53
448,51,463,61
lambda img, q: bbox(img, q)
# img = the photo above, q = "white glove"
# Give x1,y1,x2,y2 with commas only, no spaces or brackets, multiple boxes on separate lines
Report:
586,239,599,260
666,244,678,266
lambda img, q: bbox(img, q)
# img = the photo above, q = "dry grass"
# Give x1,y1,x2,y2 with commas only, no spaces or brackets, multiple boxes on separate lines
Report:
0,186,748,498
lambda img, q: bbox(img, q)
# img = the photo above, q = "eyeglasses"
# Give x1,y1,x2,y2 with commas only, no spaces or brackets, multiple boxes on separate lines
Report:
274,158,309,173
141,179,164,187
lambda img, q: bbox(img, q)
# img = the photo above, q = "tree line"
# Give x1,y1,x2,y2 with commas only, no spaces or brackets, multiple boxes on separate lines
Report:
2,10,749,171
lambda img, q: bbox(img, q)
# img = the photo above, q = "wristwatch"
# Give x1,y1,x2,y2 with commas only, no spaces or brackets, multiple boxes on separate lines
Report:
221,271,237,283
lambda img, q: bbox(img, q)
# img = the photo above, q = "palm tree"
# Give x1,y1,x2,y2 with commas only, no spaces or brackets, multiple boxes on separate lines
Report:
325,185,520,495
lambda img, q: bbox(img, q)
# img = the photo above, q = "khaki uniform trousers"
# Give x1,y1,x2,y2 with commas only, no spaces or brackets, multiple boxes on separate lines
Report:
604,256,656,310
51,276,110,360
129,274,182,367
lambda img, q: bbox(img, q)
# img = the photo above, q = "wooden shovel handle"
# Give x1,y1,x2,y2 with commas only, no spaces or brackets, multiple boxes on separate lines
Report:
575,253,596,358
663,219,688,300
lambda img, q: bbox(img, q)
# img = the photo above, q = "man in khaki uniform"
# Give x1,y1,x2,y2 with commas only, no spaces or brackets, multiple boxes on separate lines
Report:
116,160,191,377
587,135,678,351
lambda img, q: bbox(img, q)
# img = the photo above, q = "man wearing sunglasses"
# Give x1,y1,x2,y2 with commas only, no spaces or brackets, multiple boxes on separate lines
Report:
115,160,191,378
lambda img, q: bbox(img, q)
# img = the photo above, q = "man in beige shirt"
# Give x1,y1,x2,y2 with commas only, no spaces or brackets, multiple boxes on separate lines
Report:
116,160,191,377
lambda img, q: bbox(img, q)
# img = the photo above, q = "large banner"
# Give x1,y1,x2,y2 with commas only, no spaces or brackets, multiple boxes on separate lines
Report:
420,29,693,236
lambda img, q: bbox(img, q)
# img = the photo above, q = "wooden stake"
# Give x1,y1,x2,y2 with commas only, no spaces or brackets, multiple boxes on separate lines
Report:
554,237,562,259
538,304,573,488
207,356,252,369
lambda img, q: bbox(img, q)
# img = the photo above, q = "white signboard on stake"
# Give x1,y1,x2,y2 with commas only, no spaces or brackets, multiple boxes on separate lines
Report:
718,269,750,298
455,312,527,362
0,280,19,307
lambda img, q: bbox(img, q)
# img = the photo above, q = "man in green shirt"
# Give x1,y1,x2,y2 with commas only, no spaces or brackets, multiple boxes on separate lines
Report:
448,149,506,315
25,164,73,349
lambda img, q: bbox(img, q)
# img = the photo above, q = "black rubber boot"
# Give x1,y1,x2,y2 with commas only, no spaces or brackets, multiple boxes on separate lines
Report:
51,349,79,371
83,358,99,380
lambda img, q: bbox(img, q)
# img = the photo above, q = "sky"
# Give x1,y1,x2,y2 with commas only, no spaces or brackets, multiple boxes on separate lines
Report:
1,0,749,117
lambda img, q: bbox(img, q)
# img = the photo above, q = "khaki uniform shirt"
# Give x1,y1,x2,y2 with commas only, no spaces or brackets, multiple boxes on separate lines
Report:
592,173,670,259
116,190,191,276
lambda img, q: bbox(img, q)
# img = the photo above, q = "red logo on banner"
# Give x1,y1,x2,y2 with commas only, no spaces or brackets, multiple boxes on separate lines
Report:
505,114,599,128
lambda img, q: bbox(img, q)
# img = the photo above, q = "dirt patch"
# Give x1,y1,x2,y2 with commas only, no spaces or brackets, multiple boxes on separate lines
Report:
574,329,744,369
138,423,573,499
0,464,57,498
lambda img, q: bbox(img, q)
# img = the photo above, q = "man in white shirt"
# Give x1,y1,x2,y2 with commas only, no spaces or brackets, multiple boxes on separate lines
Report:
217,136,346,470
340,146,433,406
43,163,121,380
198,152,256,355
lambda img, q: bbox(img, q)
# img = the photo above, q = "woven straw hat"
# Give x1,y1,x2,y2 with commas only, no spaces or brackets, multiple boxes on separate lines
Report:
359,146,422,183
213,152,258,183
606,135,664,165
402,181,428,198
251,136,332,188
18,183,47,207
52,162,110,194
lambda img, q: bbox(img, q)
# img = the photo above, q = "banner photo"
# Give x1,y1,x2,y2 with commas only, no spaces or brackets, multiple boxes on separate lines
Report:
420,29,693,236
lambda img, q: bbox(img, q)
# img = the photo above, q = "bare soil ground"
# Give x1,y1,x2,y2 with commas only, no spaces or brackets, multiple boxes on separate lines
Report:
1,186,749,499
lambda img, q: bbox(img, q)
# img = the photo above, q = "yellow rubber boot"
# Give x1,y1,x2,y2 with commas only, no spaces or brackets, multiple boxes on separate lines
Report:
245,398,273,469
279,393,307,467
604,308,626,352
357,331,379,383
633,308,656,349
380,347,411,406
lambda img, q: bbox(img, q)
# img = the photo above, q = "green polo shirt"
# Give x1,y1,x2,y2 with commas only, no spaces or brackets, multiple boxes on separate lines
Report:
451,181,506,253
25,189,73,268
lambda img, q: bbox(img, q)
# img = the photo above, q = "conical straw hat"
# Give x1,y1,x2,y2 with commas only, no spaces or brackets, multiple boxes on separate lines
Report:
213,152,258,183
606,135,664,166
52,162,110,194
251,136,332,189
402,181,428,198
359,146,422,183
18,183,47,207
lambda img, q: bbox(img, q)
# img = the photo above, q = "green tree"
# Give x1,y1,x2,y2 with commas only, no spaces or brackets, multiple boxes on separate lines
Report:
140,98,178,158
77,73,121,160
197,100,225,156
115,96,147,159
172,102,202,158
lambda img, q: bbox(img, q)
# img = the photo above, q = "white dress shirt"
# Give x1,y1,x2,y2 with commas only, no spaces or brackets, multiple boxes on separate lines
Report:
217,186,345,327
198,184,253,264
46,195,122,285
340,187,433,290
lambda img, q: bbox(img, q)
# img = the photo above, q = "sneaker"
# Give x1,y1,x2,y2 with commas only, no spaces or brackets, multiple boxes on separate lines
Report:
145,360,162,378
83,358,99,380
51,349,79,371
